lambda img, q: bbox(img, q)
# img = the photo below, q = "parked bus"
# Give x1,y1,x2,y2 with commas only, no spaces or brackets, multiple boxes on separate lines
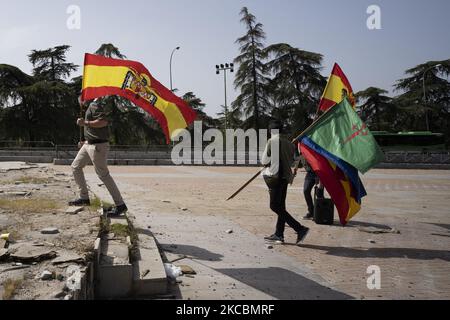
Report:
372,131,446,152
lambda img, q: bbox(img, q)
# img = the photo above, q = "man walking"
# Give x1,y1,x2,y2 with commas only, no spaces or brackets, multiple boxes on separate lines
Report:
69,98,128,216
294,152,324,220
261,121,309,245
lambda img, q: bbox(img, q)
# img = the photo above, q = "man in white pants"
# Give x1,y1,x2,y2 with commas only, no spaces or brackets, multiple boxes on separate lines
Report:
69,99,127,216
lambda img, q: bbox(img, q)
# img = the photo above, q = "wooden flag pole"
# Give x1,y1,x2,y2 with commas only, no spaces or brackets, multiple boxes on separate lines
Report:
291,101,340,144
226,167,265,201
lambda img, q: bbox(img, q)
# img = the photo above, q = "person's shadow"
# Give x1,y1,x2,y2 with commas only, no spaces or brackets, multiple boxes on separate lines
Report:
299,244,450,261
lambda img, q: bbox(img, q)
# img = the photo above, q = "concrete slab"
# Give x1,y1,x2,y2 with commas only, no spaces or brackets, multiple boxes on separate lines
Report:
100,240,130,266
96,264,133,299
0,162,39,171
130,230,168,296
65,207,84,215
109,216,128,227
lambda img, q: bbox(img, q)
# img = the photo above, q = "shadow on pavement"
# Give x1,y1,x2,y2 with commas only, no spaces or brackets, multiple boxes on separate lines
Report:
217,267,353,300
299,244,450,261
159,243,224,262
345,220,393,230
426,223,450,232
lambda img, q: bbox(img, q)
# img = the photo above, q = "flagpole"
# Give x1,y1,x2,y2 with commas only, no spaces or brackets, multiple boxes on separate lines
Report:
226,167,265,201
291,101,339,144
227,102,342,201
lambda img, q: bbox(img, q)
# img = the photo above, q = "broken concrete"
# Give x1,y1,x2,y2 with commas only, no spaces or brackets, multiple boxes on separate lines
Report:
52,252,84,265
65,207,84,215
0,162,39,171
132,232,168,297
65,265,82,291
41,270,53,280
358,226,401,234
96,240,133,298
41,228,60,235
8,243,57,262
0,248,8,260
178,265,196,275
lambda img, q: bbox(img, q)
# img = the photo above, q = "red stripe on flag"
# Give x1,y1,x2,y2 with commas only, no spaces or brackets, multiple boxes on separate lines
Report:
300,143,350,225
317,98,337,112
331,63,353,95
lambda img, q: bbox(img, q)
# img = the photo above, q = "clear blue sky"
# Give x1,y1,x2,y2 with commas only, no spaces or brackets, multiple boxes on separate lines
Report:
1,0,449,117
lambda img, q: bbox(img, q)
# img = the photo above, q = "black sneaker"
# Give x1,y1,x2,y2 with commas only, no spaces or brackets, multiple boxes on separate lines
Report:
264,234,285,244
296,226,310,245
68,198,90,206
303,213,314,220
107,204,128,217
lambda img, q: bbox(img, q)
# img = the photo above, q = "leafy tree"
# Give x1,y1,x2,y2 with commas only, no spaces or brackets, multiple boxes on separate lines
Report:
29,45,78,81
265,43,326,134
233,7,270,133
394,60,450,133
95,43,127,59
356,87,394,131
182,91,219,131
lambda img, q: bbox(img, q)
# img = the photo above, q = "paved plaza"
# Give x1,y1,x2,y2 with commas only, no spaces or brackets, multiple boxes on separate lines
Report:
54,165,450,299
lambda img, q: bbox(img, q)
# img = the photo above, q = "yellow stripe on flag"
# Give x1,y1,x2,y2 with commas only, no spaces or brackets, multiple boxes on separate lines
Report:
83,65,130,88
322,74,346,104
154,100,188,140
341,179,361,222
83,65,188,140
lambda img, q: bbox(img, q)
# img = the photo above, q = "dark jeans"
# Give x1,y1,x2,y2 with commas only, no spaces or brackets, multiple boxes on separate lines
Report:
264,176,303,237
304,171,324,214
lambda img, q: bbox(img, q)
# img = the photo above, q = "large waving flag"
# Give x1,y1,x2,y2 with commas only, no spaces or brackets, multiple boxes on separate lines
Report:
81,53,197,143
300,143,363,225
303,98,384,174
318,63,355,112
298,98,383,225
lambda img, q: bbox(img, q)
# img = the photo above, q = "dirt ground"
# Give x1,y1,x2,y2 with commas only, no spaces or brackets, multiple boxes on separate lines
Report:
0,164,99,300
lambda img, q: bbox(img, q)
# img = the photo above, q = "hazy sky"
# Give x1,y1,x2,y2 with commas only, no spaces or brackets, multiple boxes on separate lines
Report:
1,0,449,117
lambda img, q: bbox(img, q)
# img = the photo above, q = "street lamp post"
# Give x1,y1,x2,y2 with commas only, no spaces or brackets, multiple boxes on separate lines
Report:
216,63,234,130
422,63,442,131
170,46,180,92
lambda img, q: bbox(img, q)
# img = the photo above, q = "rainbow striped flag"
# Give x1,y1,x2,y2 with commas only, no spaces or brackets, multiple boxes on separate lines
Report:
318,63,355,112
81,53,197,143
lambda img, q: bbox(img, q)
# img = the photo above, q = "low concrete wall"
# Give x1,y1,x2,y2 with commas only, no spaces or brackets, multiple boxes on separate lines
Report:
2,148,450,169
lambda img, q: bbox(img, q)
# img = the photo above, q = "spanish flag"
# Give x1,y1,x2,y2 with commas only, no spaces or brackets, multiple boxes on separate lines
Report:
299,142,364,225
318,63,355,112
81,53,197,143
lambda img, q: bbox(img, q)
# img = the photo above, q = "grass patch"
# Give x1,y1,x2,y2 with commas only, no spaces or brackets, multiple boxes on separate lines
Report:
0,198,60,212
11,176,50,185
2,278,22,300
110,224,129,238
89,196,102,210
89,195,113,211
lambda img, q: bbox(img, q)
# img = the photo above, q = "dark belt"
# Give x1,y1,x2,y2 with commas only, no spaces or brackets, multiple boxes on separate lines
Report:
87,139,108,145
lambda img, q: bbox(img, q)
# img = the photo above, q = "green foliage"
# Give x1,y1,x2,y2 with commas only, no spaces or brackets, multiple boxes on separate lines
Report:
232,7,270,132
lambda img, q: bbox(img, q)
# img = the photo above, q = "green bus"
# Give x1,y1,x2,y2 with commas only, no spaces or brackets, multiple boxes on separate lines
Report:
372,131,447,152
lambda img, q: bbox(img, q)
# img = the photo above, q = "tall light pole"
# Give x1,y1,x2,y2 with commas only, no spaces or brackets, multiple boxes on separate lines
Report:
170,46,180,92
216,63,234,130
423,63,442,131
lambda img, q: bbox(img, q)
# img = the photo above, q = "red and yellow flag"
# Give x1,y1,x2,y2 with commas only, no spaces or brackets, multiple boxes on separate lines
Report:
318,63,355,112
81,53,197,143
